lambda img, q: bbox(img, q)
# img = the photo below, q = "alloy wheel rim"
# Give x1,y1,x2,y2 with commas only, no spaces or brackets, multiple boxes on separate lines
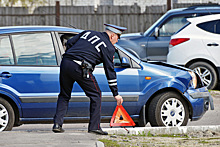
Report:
193,66,212,88
161,98,185,127
0,104,9,131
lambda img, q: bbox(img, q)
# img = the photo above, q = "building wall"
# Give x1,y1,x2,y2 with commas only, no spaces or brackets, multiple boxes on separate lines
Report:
0,2,219,32
0,0,219,13
51,0,220,12
49,0,220,6
1,0,219,7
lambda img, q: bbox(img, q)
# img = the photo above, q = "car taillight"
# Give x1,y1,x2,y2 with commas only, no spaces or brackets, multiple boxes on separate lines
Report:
169,38,190,47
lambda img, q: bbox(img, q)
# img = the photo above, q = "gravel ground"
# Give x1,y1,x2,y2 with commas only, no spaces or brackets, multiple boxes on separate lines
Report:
98,129,220,147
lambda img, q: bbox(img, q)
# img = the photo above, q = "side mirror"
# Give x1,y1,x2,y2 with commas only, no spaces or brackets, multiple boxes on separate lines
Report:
154,27,159,38
121,57,130,67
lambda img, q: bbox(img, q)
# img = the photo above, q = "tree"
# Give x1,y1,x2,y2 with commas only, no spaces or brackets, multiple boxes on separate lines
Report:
0,0,47,7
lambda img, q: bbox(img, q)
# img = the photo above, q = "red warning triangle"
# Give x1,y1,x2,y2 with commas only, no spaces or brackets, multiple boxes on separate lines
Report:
110,105,136,127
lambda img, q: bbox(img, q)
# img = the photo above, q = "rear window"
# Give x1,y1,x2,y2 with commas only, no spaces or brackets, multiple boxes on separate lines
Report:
12,33,57,66
197,20,220,34
0,36,14,65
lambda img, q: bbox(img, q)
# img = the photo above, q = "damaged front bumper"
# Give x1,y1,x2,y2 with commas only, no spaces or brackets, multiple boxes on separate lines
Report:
189,91,214,110
184,86,214,121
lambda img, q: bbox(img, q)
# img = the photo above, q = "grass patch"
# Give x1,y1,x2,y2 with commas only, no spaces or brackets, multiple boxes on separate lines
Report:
157,134,189,138
136,131,188,138
98,139,121,147
206,137,220,140
147,131,154,137
121,131,189,138
138,131,146,136
127,131,147,137
199,140,210,144
183,137,220,141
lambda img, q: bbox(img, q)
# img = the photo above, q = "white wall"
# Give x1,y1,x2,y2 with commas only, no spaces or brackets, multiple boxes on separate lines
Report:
55,0,220,12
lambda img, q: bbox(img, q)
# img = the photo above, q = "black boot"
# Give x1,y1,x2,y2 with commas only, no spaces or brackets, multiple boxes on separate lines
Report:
52,123,65,133
88,129,108,135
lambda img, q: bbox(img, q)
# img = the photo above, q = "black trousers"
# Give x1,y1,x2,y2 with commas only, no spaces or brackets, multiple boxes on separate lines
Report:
53,59,102,131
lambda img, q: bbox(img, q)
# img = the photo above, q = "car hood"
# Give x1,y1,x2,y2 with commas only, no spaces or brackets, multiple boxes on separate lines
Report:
120,32,143,40
145,60,190,71
140,60,192,91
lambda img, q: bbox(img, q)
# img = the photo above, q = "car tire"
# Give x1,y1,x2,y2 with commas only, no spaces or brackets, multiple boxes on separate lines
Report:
189,62,217,90
148,91,189,127
136,105,147,127
0,97,15,131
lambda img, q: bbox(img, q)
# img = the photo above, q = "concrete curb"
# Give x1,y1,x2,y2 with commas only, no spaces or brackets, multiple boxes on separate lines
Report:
103,125,220,135
96,141,105,147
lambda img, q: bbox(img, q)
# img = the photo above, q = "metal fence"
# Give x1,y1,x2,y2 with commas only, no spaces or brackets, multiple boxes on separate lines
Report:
0,3,212,33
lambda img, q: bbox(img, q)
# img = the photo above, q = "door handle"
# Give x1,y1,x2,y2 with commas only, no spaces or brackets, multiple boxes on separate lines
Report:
0,72,12,78
207,43,219,46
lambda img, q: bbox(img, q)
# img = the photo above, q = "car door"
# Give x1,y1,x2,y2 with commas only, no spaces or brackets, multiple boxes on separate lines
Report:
0,32,62,118
146,14,194,61
99,49,141,117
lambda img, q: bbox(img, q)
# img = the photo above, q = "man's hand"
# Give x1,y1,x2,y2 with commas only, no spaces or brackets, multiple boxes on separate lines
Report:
114,95,123,106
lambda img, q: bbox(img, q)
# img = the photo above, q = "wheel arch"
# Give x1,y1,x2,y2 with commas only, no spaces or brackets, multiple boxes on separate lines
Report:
185,58,219,81
144,88,193,123
0,94,21,127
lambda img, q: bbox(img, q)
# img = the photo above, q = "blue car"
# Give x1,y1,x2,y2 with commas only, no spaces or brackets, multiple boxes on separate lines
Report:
0,26,213,131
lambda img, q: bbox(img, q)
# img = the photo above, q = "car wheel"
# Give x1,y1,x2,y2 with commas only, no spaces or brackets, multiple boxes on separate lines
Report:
148,91,189,127
189,62,217,90
0,97,15,131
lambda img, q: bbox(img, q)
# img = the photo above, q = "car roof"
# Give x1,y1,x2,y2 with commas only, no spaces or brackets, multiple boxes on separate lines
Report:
166,5,220,15
0,26,83,34
185,4,220,10
166,8,186,13
187,14,220,23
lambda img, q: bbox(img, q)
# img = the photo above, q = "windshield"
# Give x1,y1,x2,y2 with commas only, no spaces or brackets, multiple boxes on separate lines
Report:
175,22,191,34
143,13,168,36
114,44,141,64
143,8,186,36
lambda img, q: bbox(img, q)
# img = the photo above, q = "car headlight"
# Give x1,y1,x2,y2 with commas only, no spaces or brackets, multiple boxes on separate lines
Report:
189,71,197,89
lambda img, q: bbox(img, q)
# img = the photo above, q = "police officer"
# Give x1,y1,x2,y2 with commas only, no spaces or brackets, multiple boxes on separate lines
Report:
53,24,126,135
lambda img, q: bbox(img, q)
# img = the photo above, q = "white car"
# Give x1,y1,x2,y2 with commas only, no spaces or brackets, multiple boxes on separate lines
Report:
167,14,220,90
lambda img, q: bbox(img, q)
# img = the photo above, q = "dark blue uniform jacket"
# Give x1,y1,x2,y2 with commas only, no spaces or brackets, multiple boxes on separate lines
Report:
63,30,118,96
